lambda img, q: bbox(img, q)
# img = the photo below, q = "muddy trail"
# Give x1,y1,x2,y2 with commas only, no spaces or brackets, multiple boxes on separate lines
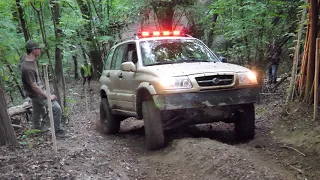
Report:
0,80,319,180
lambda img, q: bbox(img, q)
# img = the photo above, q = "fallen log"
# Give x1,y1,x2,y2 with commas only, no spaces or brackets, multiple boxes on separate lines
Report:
7,100,32,117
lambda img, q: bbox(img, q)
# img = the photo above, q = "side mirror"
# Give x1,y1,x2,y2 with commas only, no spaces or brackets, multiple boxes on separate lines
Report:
221,57,227,63
121,62,136,72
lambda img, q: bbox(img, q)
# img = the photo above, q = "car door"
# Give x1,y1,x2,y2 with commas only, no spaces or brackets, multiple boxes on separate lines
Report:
103,44,126,108
116,42,138,111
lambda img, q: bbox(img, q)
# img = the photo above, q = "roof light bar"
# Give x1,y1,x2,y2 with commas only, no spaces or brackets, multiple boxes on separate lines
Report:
139,30,183,37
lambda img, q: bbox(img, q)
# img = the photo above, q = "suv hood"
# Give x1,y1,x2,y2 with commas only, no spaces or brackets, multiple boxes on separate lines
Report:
145,62,250,77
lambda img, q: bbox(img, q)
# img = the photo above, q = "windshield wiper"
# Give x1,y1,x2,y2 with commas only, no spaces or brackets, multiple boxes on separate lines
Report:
146,61,176,66
178,59,211,63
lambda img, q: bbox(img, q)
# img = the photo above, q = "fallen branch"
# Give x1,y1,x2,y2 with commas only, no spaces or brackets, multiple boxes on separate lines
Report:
0,156,16,160
261,93,282,95
273,73,290,90
289,164,304,174
12,124,23,129
281,145,306,157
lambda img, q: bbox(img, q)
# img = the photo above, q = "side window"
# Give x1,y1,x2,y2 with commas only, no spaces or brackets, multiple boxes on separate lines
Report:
105,48,115,70
123,43,137,63
111,45,126,70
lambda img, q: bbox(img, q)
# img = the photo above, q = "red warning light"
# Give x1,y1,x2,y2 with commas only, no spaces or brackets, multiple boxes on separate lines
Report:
153,31,160,36
173,31,180,36
142,31,150,37
163,31,170,36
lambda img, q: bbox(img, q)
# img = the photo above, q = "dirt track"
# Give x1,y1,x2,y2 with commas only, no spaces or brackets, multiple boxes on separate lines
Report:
0,80,318,180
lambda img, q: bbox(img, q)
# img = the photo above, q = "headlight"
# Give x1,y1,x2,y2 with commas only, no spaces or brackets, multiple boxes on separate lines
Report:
238,71,257,85
160,76,193,89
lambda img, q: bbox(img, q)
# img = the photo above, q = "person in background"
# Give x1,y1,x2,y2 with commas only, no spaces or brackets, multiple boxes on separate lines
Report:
20,39,68,138
81,60,93,90
219,53,227,63
267,42,282,84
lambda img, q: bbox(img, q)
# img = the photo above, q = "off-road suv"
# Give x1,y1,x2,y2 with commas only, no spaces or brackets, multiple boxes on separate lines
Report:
99,31,260,150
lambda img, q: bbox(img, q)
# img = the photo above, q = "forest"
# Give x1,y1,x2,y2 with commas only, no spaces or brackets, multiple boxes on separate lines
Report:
0,0,320,179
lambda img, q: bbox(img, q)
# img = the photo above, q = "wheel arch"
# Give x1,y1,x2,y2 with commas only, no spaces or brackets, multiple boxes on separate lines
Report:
136,82,157,119
100,85,110,98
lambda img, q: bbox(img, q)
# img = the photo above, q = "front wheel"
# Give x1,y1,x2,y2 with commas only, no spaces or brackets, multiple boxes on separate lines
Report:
142,99,165,150
100,98,121,134
234,103,255,140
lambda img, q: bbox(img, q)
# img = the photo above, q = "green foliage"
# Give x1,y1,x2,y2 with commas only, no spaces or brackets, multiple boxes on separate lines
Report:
192,0,302,66
0,0,144,105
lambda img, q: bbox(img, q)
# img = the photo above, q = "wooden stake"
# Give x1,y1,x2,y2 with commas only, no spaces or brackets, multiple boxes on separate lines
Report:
314,38,320,120
43,64,57,153
84,86,89,114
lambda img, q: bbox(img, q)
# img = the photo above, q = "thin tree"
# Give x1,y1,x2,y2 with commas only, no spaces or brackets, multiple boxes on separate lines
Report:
15,0,30,42
50,0,67,110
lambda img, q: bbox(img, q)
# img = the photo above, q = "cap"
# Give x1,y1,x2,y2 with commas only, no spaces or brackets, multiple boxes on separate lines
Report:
26,39,44,50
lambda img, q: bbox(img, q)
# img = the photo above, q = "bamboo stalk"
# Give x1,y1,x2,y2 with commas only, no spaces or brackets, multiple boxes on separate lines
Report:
315,38,320,120
43,64,57,153
286,1,308,103
299,26,310,99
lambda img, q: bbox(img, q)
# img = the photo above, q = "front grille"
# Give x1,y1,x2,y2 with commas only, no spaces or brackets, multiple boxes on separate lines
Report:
195,75,234,87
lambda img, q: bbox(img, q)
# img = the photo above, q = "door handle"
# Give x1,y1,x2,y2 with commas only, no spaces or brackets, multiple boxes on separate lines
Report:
119,73,123,78
106,73,110,77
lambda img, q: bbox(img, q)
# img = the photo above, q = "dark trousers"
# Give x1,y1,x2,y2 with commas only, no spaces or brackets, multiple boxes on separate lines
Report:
268,64,278,84
83,76,92,87
31,96,61,131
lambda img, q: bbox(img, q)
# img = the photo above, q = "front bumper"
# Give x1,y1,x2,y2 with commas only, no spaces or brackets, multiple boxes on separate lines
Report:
153,88,260,111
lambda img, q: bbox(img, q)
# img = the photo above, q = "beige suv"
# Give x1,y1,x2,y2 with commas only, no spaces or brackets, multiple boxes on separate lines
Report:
99,31,260,150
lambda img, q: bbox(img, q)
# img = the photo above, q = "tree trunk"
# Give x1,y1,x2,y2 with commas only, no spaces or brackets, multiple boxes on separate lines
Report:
0,82,18,146
51,0,63,82
304,0,319,102
51,0,67,113
15,0,30,42
73,55,79,79
207,14,218,47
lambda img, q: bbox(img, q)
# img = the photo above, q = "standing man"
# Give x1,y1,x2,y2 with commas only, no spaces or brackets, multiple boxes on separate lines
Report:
81,60,93,90
267,42,282,84
20,39,68,138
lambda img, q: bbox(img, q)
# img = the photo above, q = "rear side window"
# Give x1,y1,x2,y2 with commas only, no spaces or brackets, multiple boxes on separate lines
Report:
104,48,115,70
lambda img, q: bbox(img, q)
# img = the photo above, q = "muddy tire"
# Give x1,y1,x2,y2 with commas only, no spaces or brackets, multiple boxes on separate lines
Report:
100,98,121,134
234,103,255,140
142,99,164,150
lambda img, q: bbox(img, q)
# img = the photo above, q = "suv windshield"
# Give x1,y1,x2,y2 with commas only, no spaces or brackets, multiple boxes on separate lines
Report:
140,39,220,66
